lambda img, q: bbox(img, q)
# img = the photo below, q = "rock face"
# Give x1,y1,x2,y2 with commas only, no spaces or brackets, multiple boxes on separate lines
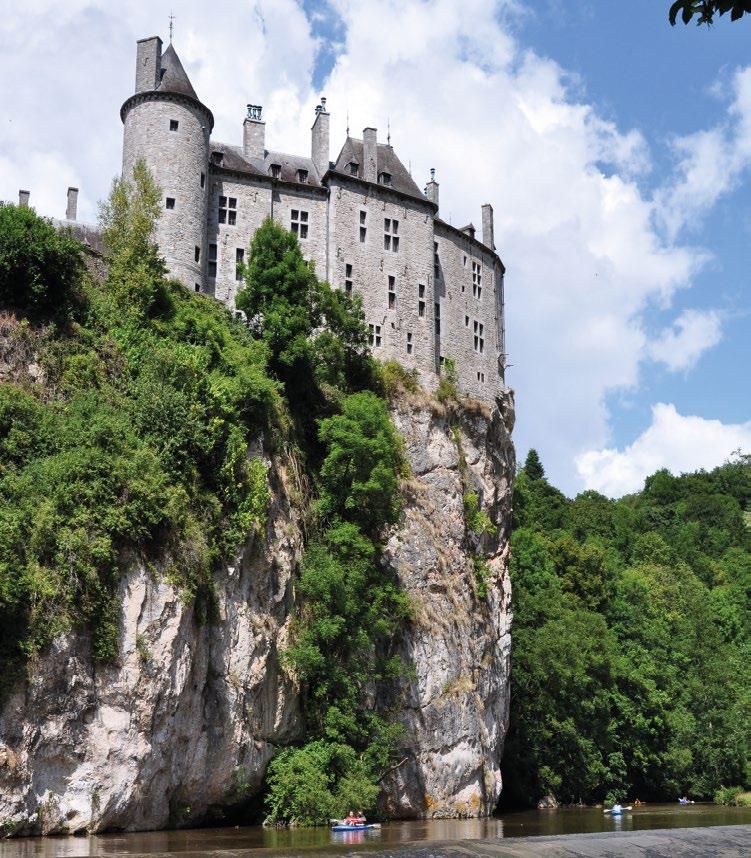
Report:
0,392,514,834
380,391,515,819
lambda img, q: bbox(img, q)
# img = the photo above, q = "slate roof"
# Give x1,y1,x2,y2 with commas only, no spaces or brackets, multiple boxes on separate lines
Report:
209,142,324,187
157,44,198,100
332,137,424,200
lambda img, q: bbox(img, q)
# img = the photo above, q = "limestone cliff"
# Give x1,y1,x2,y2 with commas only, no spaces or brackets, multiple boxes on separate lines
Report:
0,391,514,835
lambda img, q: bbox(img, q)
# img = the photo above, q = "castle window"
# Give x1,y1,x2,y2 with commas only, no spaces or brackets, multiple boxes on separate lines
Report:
236,248,245,281
290,209,309,239
417,284,426,318
270,163,282,179
463,254,467,268
477,371,485,383
297,169,309,183
473,320,485,354
170,119,179,131
433,241,440,280
359,210,367,243
384,218,399,252
369,323,382,348
406,331,413,355
378,171,392,186
200,172,205,189
165,197,175,210
388,275,396,309
208,243,217,279
434,301,440,337
194,284,200,293
472,261,482,299
465,315,470,327
211,152,224,166
228,198,237,226
348,162,359,176
345,263,353,294
194,246,201,263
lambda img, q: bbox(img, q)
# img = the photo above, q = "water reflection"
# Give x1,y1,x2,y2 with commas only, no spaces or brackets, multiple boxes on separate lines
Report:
0,803,749,856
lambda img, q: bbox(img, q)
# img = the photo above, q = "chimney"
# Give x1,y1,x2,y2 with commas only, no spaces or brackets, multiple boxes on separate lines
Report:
66,187,79,221
18,190,30,208
311,97,330,179
135,36,163,94
481,203,494,250
363,127,377,183
243,105,266,160
426,168,439,210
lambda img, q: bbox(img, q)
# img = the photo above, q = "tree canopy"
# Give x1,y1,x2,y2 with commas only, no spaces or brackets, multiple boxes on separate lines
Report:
670,1,751,25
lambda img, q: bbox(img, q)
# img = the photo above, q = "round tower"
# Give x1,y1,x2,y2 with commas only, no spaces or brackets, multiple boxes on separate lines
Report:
121,37,213,292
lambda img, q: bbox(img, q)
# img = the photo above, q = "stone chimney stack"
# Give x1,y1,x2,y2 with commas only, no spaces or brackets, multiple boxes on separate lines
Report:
426,168,439,210
135,36,162,93
481,203,494,250
66,187,79,221
243,105,266,160
363,127,377,183
18,190,30,208
311,97,330,179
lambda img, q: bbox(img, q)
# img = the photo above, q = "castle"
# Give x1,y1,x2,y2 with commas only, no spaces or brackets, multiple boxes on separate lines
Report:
60,34,509,400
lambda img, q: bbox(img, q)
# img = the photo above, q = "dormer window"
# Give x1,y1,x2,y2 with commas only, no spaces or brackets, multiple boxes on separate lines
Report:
270,163,282,179
378,171,392,186
297,169,309,183
348,162,359,176
211,152,224,166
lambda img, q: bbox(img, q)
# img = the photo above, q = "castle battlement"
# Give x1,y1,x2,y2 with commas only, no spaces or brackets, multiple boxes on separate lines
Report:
118,35,508,401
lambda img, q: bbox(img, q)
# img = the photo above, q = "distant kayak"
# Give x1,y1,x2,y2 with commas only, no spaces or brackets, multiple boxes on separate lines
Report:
331,823,378,832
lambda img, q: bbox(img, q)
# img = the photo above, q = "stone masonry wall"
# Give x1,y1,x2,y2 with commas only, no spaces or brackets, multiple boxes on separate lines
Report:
122,96,209,292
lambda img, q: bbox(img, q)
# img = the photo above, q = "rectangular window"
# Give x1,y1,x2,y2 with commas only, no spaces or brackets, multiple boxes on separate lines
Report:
236,247,244,281
406,331,413,355
477,371,485,383
194,246,201,263
200,172,205,188
465,315,470,327
433,241,440,279
359,226,366,243
291,209,309,239
384,218,399,252
345,263,353,294
473,320,485,353
472,261,482,298
297,169,308,183
165,197,175,210
208,243,217,279
463,254,467,267
228,197,237,226
359,210,367,243
194,283,200,293
270,164,281,179
388,274,396,309
418,300,425,318
418,283,425,299
170,119,179,131
218,194,234,225
434,301,440,336
368,323,382,348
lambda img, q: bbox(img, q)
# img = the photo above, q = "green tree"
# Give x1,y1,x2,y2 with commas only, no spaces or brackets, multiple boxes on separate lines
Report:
524,449,545,481
670,1,751,25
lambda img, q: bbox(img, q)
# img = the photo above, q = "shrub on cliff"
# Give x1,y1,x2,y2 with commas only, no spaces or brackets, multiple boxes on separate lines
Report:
0,202,82,316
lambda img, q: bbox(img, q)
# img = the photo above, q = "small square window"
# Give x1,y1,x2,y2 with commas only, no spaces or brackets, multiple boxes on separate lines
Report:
219,196,227,207
291,209,308,239
218,210,226,224
165,197,175,210
359,226,367,243
228,210,236,225
360,210,367,224
270,164,282,179
418,300,425,318
418,284,425,298
170,120,179,131
298,169,308,183
349,162,359,176
194,283,200,293
301,211,308,222
228,198,237,209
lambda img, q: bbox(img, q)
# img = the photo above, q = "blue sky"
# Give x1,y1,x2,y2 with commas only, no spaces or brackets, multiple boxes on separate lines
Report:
0,0,748,496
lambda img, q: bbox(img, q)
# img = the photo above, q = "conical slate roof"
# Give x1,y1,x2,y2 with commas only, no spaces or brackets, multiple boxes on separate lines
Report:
157,44,198,100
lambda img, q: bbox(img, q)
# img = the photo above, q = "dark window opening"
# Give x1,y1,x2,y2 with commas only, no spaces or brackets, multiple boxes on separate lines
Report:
297,169,308,183
165,197,175,210
236,247,245,281
291,209,309,239
194,283,200,293
345,263,353,294
348,162,359,176
208,243,217,279
170,119,179,131
384,218,399,252
359,226,366,243
406,332,413,355
369,323,382,348
388,274,396,309
418,300,425,318
201,172,205,188
378,172,392,186
194,246,200,263
270,163,282,179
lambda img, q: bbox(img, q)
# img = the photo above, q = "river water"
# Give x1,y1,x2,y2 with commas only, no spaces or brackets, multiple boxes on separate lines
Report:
2,803,750,856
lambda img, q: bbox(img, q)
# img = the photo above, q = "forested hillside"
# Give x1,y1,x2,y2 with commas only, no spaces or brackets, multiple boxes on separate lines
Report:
503,449,751,806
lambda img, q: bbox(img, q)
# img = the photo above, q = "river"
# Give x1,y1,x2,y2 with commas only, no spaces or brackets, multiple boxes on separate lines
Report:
2,803,750,856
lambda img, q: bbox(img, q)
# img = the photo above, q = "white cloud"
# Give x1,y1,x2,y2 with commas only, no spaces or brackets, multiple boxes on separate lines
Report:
576,403,751,497
657,66,751,240
648,308,723,372
0,1,745,492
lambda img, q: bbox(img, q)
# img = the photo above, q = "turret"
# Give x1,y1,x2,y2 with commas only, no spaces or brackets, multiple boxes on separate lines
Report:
311,98,330,179
121,38,213,292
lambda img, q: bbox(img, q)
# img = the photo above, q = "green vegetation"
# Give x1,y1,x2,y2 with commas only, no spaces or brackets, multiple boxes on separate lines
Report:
378,359,419,398
464,492,498,537
714,785,751,806
503,449,751,806
670,1,751,25
436,356,459,404
239,222,411,825
0,162,277,682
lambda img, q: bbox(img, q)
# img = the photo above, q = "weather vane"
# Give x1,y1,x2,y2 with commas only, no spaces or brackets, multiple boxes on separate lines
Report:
169,11,175,43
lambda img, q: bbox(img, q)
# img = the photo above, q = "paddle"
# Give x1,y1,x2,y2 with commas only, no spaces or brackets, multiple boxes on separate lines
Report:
604,806,633,813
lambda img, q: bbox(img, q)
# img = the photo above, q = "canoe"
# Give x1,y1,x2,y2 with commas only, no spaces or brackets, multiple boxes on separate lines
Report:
331,823,377,832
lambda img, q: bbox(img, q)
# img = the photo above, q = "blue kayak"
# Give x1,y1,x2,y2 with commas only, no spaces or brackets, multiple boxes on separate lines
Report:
331,824,375,831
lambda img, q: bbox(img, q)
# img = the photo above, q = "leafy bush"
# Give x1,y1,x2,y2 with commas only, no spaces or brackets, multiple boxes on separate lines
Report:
0,164,278,687
436,356,459,403
378,360,419,397
463,492,498,537
0,203,82,316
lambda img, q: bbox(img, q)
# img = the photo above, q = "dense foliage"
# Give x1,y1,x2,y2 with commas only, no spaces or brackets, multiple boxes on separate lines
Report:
503,450,751,806
0,163,277,684
239,221,411,825
670,1,751,25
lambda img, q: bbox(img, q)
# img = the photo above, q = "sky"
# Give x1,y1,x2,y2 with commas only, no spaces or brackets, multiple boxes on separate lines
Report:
0,0,749,497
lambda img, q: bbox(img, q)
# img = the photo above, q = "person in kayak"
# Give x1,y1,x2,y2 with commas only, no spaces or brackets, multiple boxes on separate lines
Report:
355,811,367,824
344,811,359,826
